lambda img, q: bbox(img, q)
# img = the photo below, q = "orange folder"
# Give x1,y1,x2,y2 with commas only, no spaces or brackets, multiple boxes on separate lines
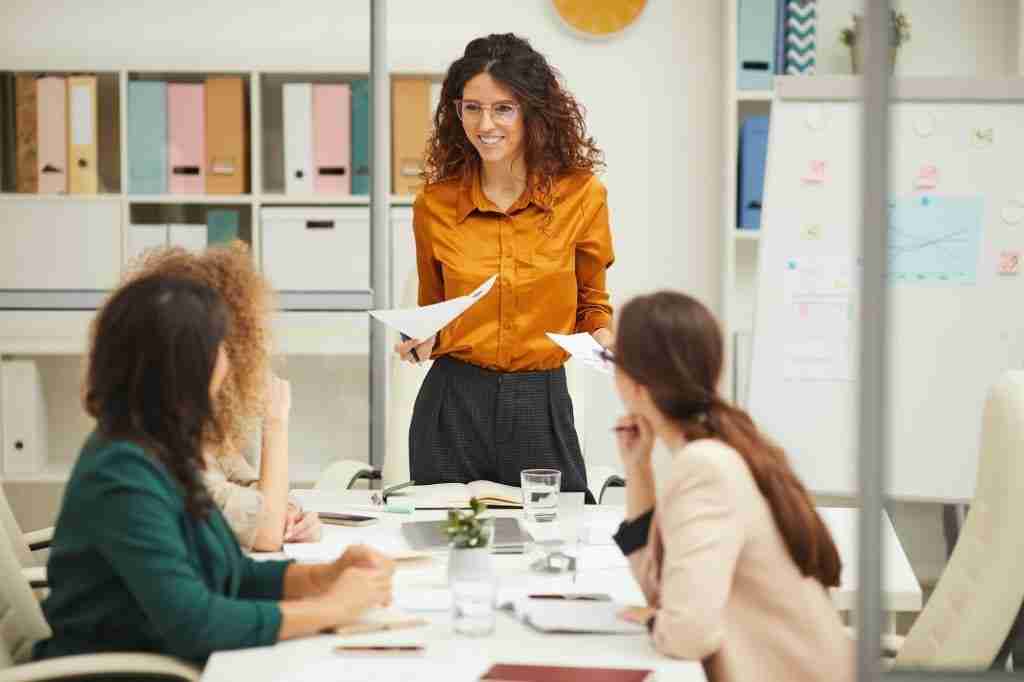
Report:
391,78,431,196
14,75,37,193
205,76,247,194
67,75,98,194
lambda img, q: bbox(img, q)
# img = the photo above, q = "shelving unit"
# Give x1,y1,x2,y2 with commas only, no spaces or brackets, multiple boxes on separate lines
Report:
0,53,441,485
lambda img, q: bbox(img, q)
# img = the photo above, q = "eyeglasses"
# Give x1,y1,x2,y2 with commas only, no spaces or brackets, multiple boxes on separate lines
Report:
454,99,521,125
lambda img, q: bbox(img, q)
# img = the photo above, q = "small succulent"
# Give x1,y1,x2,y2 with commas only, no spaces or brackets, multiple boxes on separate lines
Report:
445,497,491,549
840,10,911,47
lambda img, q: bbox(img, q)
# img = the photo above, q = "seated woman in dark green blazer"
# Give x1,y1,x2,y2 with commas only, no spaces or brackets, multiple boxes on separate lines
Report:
33,274,394,665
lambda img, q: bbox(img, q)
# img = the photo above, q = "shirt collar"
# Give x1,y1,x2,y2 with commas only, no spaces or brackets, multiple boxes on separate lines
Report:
455,170,554,224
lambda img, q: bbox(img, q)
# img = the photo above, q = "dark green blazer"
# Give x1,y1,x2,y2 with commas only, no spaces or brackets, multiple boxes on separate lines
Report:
33,434,290,664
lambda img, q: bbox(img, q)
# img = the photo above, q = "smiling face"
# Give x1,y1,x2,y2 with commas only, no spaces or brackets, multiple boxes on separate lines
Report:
459,72,525,167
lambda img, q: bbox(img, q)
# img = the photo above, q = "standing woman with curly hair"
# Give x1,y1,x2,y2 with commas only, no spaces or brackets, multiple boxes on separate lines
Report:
394,33,614,500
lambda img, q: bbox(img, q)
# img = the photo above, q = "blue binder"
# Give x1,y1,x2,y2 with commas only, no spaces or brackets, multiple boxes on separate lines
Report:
127,81,168,194
738,116,769,230
737,0,776,90
207,209,240,245
350,79,370,195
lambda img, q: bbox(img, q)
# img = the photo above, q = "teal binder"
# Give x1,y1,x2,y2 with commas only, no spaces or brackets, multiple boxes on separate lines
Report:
350,79,370,195
127,81,168,194
206,209,240,245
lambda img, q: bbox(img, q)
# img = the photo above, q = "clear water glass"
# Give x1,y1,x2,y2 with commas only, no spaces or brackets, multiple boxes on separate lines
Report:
451,578,497,636
521,468,561,523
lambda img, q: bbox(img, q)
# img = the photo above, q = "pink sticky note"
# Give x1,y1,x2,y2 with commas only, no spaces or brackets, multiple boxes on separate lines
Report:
999,251,1020,275
798,303,809,318
802,160,826,185
915,164,938,190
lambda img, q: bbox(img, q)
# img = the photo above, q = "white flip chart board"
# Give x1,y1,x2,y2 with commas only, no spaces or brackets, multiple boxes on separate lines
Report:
748,77,1024,502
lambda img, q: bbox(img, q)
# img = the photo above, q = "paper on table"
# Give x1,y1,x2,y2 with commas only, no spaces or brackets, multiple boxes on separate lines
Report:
546,332,611,374
519,600,646,635
283,524,414,563
369,274,497,340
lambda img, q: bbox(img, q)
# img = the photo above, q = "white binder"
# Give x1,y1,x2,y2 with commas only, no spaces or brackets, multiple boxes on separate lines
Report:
168,223,208,253
1,359,48,475
260,207,370,291
283,83,313,195
128,224,169,262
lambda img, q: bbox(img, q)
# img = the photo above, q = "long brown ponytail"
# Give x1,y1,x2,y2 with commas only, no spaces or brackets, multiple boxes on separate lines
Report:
615,291,841,588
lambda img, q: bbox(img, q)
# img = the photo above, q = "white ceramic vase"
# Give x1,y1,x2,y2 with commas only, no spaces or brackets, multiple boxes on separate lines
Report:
447,546,494,585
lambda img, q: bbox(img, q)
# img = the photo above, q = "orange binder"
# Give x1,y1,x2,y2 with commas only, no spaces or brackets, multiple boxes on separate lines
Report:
204,76,247,194
391,78,431,196
67,75,98,194
14,75,37,193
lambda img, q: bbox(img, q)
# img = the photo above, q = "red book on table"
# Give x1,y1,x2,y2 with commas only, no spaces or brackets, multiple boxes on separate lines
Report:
480,664,654,682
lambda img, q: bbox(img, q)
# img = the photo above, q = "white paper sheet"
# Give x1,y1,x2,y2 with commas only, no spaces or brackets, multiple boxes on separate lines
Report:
518,600,646,635
369,274,497,340
545,332,611,374
283,524,414,563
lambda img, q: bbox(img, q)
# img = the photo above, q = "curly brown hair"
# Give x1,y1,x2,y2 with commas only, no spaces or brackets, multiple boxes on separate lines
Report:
120,242,274,456
423,33,605,203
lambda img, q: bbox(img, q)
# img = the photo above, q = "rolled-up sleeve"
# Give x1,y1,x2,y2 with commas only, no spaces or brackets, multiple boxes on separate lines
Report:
204,463,264,551
651,457,744,660
85,457,282,662
574,180,614,334
413,194,445,308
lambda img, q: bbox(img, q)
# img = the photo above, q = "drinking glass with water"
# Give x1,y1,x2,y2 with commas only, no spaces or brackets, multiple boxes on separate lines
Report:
521,469,561,523
451,578,497,636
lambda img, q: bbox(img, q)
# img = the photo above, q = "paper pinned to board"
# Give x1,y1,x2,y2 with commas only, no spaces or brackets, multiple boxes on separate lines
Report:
369,274,497,340
546,332,611,374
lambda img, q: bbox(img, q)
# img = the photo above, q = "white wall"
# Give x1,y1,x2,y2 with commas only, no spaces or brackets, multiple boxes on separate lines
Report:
816,0,1018,76
0,1,724,472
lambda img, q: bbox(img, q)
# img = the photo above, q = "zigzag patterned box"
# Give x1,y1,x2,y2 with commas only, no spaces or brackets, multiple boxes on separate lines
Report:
785,0,817,75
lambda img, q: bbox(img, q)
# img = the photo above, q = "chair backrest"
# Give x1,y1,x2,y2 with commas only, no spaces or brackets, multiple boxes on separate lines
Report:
0,484,51,668
0,487,31,568
895,370,1024,669
383,267,588,487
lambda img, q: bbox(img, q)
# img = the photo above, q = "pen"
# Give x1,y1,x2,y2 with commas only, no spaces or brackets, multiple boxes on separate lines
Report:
400,333,421,362
334,645,425,654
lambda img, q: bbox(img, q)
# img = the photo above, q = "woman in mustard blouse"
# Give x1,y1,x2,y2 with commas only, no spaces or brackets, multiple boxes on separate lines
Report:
395,33,614,498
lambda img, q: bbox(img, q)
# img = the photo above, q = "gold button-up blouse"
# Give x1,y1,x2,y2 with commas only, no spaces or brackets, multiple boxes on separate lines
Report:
412,170,614,372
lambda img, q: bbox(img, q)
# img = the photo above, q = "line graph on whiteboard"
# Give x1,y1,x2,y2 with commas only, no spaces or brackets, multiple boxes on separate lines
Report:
887,196,985,284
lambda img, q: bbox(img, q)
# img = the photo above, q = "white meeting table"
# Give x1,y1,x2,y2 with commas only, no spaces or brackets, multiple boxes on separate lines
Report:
201,497,921,682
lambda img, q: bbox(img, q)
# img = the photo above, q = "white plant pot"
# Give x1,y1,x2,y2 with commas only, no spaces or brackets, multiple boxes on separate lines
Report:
447,546,494,585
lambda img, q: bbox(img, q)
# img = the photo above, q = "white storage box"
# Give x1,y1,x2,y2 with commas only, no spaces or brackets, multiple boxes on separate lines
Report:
0,200,120,290
260,207,370,292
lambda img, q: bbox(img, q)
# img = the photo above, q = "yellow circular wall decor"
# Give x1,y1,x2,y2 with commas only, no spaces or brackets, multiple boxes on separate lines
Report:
552,0,648,40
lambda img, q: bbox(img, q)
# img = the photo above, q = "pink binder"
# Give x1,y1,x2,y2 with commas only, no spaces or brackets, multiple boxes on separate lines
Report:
313,84,351,194
168,83,205,194
37,76,67,194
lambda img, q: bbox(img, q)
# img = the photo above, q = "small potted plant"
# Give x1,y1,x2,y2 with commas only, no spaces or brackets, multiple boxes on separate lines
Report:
840,10,910,74
446,497,495,584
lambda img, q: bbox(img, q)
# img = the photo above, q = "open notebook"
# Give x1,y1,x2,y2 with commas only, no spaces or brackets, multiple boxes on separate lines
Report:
387,481,522,509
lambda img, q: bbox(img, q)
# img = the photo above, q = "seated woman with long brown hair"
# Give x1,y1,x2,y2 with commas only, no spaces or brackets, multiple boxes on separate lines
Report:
128,243,319,551
610,291,853,682
34,274,393,664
